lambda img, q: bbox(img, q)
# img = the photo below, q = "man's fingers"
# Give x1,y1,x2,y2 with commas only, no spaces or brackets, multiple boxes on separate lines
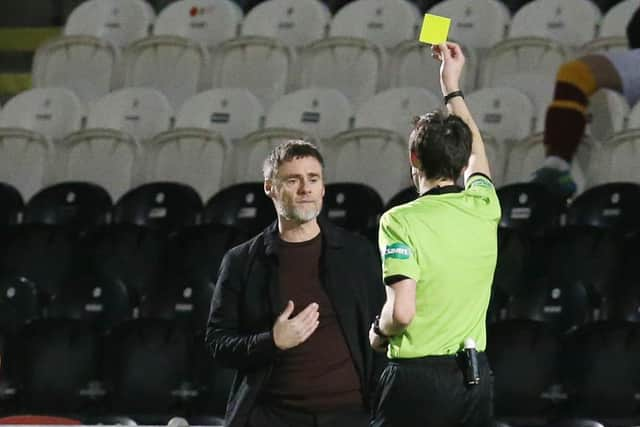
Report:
295,302,319,322
300,320,320,342
278,300,295,321
298,307,320,328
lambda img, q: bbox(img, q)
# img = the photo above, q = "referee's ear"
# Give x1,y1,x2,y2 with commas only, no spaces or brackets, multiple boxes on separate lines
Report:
410,150,421,169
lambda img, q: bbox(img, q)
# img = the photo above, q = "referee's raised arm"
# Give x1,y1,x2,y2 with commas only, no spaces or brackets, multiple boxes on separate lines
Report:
432,42,492,184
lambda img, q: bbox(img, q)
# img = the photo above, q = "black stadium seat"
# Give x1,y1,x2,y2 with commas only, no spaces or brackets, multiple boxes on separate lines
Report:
610,232,640,322
140,224,248,332
16,319,103,414
0,330,20,416
48,273,134,334
82,224,169,303
545,226,624,320
493,228,530,302
113,182,203,233
487,319,560,423
567,183,640,234
0,225,78,298
507,275,592,333
497,183,565,237
104,319,194,424
0,276,41,334
203,183,276,235
561,321,640,424
23,182,112,229
322,183,383,238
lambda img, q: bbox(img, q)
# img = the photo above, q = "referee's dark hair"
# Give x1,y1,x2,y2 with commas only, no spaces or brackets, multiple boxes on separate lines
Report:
409,110,472,181
627,7,640,49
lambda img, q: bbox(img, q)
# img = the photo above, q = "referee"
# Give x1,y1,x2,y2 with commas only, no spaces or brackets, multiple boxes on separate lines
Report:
369,42,500,427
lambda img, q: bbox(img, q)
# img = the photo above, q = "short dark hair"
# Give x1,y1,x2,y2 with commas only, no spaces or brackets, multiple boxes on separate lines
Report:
409,110,472,181
263,140,325,180
627,7,640,49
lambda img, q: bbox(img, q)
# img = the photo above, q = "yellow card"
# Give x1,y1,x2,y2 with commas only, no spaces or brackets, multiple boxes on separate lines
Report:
419,13,451,45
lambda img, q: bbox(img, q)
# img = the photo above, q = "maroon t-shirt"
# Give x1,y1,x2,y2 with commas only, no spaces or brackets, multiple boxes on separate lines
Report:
264,233,362,411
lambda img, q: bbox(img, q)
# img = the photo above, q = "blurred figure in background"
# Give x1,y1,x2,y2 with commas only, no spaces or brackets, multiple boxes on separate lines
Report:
531,7,640,199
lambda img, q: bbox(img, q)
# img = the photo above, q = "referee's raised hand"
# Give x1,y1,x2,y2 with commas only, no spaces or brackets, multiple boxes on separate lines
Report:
272,300,320,350
431,42,465,96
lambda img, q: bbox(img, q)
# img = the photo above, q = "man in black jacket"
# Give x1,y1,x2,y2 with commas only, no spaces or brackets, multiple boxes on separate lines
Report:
205,140,385,427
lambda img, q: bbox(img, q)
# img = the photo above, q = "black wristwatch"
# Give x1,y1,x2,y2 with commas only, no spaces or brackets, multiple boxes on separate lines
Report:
444,90,464,105
373,315,391,340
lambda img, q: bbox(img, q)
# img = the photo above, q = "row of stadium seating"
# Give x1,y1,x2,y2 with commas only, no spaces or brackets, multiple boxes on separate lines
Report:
1,85,640,202
0,180,638,334
1,318,638,426
26,0,635,108
9,0,638,48
2,0,636,28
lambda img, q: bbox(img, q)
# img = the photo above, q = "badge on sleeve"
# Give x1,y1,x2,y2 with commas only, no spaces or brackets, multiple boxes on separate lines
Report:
384,243,412,260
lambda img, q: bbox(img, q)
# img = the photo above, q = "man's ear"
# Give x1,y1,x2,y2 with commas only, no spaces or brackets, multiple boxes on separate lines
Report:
264,180,274,198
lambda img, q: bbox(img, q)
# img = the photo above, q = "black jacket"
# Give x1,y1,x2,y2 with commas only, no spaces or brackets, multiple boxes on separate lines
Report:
205,218,386,427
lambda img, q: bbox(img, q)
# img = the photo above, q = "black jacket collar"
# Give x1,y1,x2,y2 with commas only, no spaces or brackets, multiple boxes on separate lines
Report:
263,216,344,256
419,185,463,198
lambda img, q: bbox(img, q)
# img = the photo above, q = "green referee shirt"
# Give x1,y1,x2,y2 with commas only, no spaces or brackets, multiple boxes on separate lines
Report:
379,173,501,358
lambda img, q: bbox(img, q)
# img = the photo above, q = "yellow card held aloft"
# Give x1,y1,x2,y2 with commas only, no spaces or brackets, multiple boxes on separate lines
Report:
419,13,451,45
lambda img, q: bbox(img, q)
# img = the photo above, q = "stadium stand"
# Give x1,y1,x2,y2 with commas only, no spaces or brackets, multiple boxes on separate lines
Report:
1,0,640,424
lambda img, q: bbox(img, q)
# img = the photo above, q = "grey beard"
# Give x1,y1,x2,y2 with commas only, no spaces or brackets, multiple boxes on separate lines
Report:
278,204,321,223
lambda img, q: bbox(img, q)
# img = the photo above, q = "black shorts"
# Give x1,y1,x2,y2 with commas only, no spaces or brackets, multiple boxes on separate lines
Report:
370,353,494,427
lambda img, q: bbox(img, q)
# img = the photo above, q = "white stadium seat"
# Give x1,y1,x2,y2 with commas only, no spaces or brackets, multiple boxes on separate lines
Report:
479,37,567,132
213,36,293,109
427,0,510,49
586,89,630,143
146,128,229,200
265,88,353,140
241,0,330,48
354,87,441,137
328,0,421,49
324,128,410,202
388,40,477,94
0,88,85,143
33,37,120,106
598,0,640,38
59,129,143,200
153,0,243,50
508,0,601,48
175,88,264,144
466,87,535,146
64,0,153,47
123,36,209,109
299,37,384,108
0,130,54,199
87,88,173,144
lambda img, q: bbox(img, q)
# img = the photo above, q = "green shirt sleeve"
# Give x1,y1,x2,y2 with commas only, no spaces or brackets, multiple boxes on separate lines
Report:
378,211,420,284
465,174,501,223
